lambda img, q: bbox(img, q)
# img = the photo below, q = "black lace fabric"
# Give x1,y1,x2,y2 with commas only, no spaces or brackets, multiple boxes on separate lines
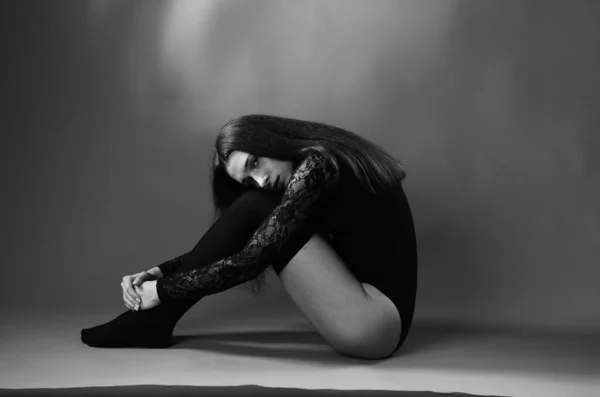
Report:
155,151,340,303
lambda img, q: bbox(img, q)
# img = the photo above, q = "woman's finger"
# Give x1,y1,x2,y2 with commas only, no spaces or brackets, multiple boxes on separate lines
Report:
122,287,137,309
132,273,147,288
123,277,142,305
121,280,139,309
122,292,136,310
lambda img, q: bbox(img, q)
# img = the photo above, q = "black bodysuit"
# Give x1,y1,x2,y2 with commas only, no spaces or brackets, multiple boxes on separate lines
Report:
155,151,418,350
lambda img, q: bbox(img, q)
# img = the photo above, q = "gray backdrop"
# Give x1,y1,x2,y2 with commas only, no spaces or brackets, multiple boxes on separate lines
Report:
2,0,599,332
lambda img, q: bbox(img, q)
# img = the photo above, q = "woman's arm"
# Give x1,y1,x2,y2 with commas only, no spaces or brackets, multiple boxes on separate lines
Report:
155,151,340,303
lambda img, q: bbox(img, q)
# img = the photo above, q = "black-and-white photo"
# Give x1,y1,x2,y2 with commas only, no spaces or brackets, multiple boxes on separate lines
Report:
1,1,598,396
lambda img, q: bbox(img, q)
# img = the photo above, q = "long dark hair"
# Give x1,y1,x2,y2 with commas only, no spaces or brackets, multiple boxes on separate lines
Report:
208,114,407,295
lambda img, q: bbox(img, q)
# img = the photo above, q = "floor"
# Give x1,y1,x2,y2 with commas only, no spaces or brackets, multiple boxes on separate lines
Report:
1,296,598,397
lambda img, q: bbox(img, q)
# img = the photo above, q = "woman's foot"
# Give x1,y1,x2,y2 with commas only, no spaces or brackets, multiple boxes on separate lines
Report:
81,300,197,348
81,308,172,348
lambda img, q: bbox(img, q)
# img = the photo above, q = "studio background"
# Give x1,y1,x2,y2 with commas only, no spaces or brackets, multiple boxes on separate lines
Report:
2,0,599,333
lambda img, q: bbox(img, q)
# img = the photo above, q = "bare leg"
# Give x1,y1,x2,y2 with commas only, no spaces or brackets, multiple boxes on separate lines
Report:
278,233,401,360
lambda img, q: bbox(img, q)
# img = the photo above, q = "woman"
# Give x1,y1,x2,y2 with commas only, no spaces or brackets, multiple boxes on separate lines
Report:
81,114,418,360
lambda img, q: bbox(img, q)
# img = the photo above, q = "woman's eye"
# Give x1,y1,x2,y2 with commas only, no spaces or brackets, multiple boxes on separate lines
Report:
252,157,259,167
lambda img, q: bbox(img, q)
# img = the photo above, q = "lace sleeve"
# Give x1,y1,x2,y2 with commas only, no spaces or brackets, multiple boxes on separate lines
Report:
155,152,340,303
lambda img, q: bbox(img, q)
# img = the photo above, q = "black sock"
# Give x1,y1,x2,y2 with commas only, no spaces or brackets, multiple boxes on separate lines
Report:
81,188,282,348
80,301,196,348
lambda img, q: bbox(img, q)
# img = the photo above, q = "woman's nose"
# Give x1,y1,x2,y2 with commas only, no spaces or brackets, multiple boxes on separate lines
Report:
254,174,268,188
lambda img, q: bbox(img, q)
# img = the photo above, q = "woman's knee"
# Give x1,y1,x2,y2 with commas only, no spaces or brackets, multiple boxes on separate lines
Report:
332,317,401,360
235,188,282,218
227,188,281,227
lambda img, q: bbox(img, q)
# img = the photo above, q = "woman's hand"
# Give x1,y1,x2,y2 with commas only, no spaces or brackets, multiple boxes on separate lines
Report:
121,271,157,311
133,280,161,311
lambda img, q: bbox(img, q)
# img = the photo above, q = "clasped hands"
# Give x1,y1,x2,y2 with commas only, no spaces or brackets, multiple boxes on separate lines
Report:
121,271,161,311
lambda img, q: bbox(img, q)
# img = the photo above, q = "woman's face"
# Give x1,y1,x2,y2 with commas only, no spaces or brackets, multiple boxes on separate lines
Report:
225,150,294,191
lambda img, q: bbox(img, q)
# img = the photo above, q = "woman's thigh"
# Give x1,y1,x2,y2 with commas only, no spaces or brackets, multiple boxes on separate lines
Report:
277,232,402,360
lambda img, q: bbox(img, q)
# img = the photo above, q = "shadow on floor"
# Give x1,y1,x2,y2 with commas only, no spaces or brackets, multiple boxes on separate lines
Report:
169,323,600,377
167,323,460,366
